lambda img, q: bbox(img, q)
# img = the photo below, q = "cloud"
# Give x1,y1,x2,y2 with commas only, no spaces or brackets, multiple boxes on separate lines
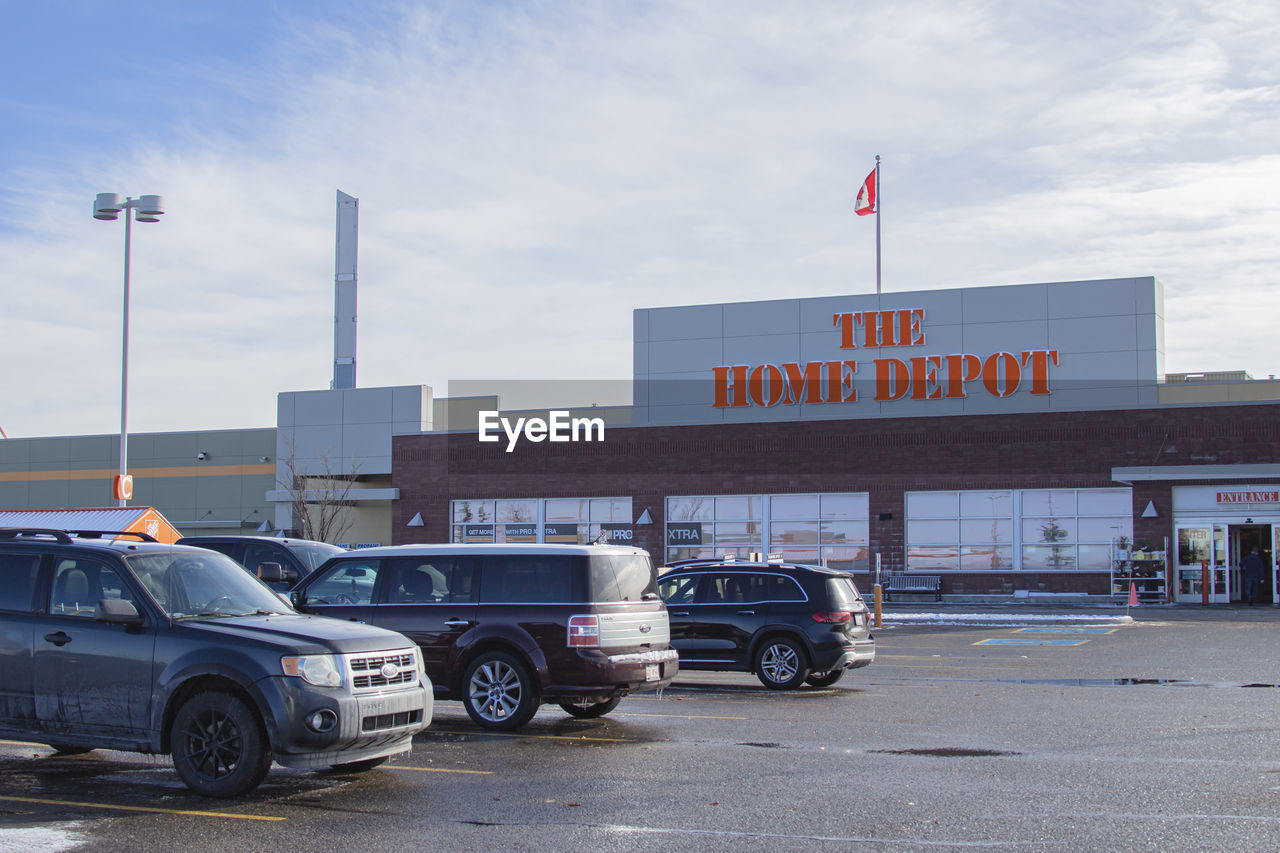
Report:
2,0,1280,437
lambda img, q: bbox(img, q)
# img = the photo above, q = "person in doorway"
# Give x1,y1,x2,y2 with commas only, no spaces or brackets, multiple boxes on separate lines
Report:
1242,546,1265,606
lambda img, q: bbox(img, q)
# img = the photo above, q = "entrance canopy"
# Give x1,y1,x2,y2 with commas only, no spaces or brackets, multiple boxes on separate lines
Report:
0,506,182,544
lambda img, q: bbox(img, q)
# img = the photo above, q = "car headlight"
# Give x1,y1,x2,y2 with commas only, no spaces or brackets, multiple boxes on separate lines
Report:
282,654,343,688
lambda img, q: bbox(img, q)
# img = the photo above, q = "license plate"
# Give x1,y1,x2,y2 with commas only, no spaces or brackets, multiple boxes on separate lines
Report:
645,663,659,682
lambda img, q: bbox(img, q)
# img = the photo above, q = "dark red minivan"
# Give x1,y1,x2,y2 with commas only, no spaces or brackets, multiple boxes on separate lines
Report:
291,543,678,730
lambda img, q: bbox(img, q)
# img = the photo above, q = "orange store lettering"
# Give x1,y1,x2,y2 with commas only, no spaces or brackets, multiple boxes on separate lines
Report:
712,307,1060,409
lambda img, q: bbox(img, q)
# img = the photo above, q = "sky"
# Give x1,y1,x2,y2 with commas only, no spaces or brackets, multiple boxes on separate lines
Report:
2,0,1279,438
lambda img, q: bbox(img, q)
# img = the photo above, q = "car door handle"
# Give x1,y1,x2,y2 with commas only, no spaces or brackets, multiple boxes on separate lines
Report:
444,620,471,628
43,631,72,646
670,611,690,617
737,610,756,615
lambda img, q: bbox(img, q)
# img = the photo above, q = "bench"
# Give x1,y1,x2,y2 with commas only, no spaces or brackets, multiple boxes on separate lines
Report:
881,573,942,601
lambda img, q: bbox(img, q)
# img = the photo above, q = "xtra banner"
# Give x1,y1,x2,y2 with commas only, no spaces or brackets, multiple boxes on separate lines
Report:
666,522,703,546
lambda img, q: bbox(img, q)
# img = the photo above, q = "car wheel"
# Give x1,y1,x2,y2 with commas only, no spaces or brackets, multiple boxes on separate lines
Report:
46,744,94,755
558,695,622,718
805,670,846,687
462,651,540,731
170,691,272,798
330,756,388,773
755,637,810,690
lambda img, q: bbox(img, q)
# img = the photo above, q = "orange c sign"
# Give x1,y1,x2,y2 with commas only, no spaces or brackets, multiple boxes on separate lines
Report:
113,474,134,501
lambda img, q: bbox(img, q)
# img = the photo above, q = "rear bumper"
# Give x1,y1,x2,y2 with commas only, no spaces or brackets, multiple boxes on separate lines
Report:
814,637,876,673
542,648,679,701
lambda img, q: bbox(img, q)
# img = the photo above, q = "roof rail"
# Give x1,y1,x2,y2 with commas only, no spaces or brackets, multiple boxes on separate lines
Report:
0,528,75,543
70,530,159,543
0,528,157,544
664,556,785,569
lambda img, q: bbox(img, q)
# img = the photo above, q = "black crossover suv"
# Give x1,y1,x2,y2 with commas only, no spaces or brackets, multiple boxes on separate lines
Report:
658,560,875,689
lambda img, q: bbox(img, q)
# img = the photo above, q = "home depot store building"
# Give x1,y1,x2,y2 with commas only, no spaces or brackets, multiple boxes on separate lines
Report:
391,276,1280,604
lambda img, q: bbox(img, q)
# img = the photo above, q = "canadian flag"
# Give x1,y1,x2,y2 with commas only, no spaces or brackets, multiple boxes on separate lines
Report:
854,167,876,216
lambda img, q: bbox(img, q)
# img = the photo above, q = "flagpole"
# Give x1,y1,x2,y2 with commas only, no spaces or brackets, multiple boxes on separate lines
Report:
874,154,881,295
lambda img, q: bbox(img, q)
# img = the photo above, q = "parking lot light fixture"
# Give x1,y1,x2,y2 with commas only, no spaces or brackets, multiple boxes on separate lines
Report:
93,193,166,506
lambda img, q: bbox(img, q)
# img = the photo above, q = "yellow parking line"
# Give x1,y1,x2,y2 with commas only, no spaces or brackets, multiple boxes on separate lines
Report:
388,765,492,775
0,795,285,821
614,712,749,721
425,730,634,743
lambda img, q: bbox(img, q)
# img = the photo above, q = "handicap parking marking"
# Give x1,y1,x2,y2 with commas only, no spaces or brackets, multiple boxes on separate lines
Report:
973,638,1091,647
1012,626,1119,635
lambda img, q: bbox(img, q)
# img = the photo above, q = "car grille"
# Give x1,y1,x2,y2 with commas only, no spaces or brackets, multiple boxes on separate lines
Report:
348,650,419,690
362,709,423,732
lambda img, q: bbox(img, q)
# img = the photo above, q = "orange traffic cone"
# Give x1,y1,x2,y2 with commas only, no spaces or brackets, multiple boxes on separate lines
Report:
1128,581,1139,607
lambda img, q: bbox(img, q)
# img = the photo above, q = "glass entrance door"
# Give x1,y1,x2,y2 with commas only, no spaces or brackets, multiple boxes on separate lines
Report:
1212,524,1229,603
1272,526,1279,605
1176,526,1226,603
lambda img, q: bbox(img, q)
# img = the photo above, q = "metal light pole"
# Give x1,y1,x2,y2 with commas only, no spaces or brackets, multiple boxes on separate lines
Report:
93,193,165,506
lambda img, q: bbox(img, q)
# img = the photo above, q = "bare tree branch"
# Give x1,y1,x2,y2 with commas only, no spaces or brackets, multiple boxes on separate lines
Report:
277,440,359,544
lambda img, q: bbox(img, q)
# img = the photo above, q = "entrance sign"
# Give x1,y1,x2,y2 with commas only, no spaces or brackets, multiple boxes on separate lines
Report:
1216,491,1280,504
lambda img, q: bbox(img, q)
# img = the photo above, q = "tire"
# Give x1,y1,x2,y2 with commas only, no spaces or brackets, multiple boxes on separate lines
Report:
46,744,94,755
754,636,810,690
805,670,846,688
330,756,388,773
558,695,622,719
170,691,272,798
462,651,540,731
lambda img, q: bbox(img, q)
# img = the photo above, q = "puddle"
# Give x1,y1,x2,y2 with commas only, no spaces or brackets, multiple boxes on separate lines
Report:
869,677,1280,689
869,747,1019,757
995,678,1280,688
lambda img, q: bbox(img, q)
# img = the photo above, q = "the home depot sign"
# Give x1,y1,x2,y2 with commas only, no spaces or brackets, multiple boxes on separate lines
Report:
713,308,1060,408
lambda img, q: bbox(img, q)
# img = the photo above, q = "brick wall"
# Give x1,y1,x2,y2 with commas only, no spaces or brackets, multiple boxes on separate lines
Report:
392,402,1280,595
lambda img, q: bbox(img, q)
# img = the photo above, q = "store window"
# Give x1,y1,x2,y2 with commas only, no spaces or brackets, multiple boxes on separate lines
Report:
449,498,633,545
905,488,1131,572
664,493,869,570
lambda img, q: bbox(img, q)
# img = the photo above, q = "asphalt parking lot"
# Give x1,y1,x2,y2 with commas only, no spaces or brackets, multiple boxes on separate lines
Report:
4,605,1280,852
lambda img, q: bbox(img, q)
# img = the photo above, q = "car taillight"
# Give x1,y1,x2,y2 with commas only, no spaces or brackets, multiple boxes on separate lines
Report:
812,611,853,623
567,614,600,648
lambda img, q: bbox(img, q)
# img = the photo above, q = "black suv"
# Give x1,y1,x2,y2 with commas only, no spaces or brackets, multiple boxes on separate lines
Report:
176,535,345,589
657,560,875,689
0,528,431,797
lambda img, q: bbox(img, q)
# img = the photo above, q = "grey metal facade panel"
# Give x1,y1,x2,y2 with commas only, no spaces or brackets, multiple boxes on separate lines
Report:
635,277,1166,427
960,282,1049,323
724,300,800,336
1045,277,1142,319
633,308,649,343
647,303,724,341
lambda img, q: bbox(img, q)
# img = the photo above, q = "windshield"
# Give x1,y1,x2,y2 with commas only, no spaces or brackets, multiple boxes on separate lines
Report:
589,554,658,602
126,550,292,618
290,541,346,572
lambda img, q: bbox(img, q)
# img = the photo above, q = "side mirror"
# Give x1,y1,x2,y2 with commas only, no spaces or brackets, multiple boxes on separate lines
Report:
96,598,143,625
290,590,304,609
257,561,285,582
